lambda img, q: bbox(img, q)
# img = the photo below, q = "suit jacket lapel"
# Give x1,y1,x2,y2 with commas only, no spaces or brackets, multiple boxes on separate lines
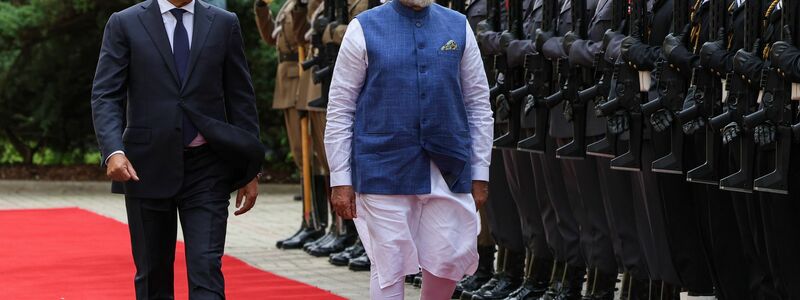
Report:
182,2,217,91
138,0,181,87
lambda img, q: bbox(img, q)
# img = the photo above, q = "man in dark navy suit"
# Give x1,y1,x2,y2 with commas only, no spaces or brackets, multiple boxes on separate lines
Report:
91,0,264,298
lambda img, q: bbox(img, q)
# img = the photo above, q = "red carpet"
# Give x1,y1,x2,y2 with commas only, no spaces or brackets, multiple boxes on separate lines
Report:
0,207,346,299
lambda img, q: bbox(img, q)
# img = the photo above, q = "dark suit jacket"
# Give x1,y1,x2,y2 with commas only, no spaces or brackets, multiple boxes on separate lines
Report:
91,0,263,199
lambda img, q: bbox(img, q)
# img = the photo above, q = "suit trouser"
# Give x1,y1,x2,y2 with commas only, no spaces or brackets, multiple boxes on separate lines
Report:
485,149,525,253
652,132,713,292
557,138,616,274
595,142,649,280
539,140,580,266
758,146,800,299
125,146,232,300
502,149,553,260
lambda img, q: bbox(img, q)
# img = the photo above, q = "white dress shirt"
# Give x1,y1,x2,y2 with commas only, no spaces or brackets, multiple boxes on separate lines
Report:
324,19,494,188
106,0,204,163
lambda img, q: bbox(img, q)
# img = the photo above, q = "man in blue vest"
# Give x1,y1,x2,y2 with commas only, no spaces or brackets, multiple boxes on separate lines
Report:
324,0,494,297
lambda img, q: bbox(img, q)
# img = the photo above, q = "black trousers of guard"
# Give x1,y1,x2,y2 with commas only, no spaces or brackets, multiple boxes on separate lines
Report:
651,131,714,293
503,149,554,260
125,146,232,300
595,139,649,280
485,149,526,253
695,144,754,300
727,146,779,299
556,137,617,274
757,146,800,300
635,138,680,284
539,139,583,266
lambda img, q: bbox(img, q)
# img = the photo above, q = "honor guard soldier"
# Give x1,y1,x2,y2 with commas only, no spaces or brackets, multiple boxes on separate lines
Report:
255,0,330,249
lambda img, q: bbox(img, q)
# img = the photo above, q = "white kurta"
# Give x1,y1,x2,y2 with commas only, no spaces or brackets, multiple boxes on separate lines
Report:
324,18,493,289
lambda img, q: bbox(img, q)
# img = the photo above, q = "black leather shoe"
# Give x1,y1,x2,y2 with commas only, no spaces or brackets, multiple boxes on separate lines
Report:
304,231,335,251
279,227,325,249
462,276,499,300
505,279,548,300
453,271,494,299
276,225,303,248
348,253,370,271
308,232,356,257
329,240,364,266
472,273,523,300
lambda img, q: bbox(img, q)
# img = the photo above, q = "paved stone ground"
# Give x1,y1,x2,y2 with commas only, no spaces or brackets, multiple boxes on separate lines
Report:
0,180,422,300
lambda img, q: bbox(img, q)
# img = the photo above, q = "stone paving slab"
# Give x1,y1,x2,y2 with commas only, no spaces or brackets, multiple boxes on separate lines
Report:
0,180,422,299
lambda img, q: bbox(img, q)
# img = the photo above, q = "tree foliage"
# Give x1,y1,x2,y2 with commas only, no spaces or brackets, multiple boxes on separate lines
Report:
0,0,292,170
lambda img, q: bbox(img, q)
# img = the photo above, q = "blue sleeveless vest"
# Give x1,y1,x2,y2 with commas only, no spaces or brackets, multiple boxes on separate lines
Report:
353,1,471,195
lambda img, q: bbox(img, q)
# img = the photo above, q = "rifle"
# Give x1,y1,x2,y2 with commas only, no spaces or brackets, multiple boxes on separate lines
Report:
513,0,560,153
595,0,648,171
493,0,526,149
707,0,761,192
639,0,691,174
584,0,628,158
742,0,798,195
541,0,593,160
675,0,726,185
305,0,349,109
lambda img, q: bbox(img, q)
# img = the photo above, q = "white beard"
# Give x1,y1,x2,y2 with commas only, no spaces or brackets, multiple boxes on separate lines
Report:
398,0,434,8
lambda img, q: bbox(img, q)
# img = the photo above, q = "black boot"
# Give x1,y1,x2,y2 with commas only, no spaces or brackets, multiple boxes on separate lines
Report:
453,246,497,299
278,223,326,249
552,264,587,300
303,227,335,251
329,238,364,266
462,247,507,300
582,269,618,300
308,220,357,257
348,252,370,271
472,249,525,299
506,256,553,300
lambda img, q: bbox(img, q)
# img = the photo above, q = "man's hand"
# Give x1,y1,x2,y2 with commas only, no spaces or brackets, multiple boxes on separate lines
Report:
472,181,488,210
234,178,259,216
331,186,356,219
106,154,140,182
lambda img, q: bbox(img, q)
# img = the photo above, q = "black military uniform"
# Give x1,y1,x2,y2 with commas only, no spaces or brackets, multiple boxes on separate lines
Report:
688,0,776,298
737,1,800,298
619,0,716,297
540,1,623,299
464,0,529,298
473,0,558,298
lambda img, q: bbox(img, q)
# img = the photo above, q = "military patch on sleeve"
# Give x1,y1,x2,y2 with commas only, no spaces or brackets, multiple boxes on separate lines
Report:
441,40,458,51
